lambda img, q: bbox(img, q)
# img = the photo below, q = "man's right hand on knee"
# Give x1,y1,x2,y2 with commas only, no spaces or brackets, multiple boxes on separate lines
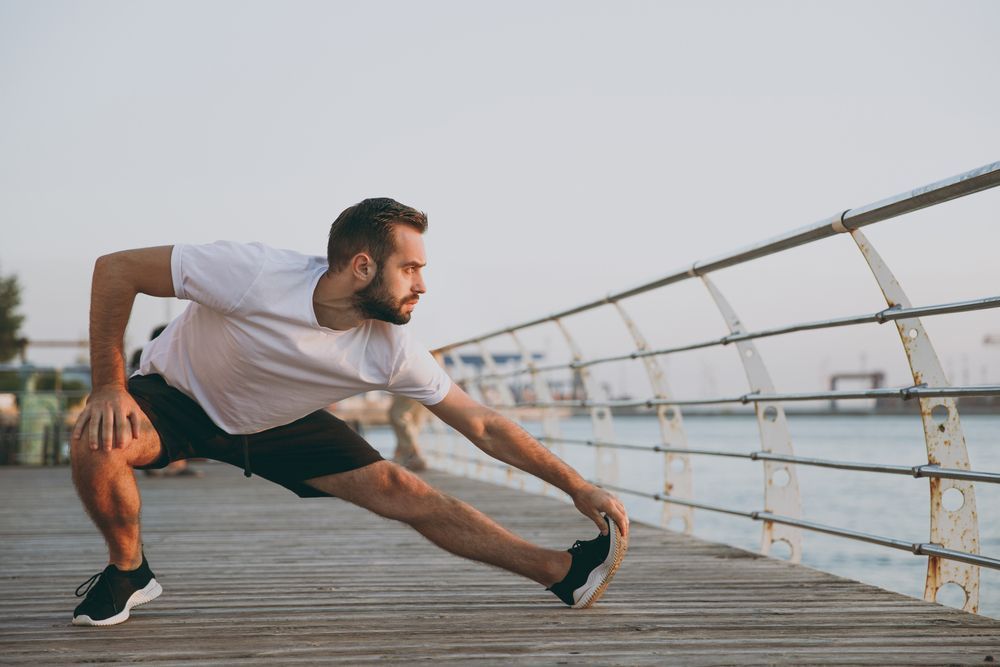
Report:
71,387,144,452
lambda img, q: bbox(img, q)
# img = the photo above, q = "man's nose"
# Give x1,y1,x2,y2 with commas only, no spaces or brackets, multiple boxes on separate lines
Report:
414,276,426,294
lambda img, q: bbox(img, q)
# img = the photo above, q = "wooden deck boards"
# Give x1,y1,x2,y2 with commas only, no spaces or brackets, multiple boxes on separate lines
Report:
1,464,999,665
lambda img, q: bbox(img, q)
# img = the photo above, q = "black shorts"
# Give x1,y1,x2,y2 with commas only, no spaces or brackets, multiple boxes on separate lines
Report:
127,374,384,498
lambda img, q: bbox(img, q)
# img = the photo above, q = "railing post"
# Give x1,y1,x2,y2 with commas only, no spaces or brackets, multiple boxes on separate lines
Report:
702,275,804,562
554,318,618,486
612,301,694,533
849,228,981,613
508,329,562,496
476,342,525,490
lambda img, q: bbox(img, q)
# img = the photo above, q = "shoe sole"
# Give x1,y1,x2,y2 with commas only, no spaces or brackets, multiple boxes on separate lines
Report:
572,518,628,609
72,579,162,626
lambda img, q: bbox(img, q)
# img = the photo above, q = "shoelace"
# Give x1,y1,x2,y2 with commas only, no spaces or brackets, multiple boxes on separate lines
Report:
75,571,103,598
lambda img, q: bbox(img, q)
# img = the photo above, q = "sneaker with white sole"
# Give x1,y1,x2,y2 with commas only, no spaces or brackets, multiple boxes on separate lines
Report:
547,515,627,608
72,553,162,626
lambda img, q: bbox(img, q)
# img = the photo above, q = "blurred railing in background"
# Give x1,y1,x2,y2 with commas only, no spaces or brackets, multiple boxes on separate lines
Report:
0,366,89,466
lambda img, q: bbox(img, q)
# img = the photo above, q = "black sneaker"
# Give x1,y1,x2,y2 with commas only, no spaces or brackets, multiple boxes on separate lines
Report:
72,553,162,626
548,515,627,609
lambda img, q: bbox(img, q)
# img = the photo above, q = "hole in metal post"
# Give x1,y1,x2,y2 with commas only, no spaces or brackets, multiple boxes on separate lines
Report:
935,582,968,610
931,404,950,423
670,458,686,474
908,328,919,339
744,348,755,358
664,407,677,421
942,487,965,512
763,406,779,422
771,468,790,487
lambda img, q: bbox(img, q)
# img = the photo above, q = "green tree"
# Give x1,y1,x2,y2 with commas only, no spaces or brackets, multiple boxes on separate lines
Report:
0,269,25,363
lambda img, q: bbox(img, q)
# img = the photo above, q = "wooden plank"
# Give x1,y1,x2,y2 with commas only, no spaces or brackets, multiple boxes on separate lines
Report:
0,464,999,665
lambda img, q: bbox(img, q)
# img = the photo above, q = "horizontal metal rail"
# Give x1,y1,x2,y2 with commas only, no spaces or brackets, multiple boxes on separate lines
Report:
595,481,1000,571
537,435,664,454
513,383,1000,410
536,436,1000,484
438,161,1000,350
461,295,1000,383
755,454,1000,485
597,481,757,518
429,450,511,472
756,513,1000,571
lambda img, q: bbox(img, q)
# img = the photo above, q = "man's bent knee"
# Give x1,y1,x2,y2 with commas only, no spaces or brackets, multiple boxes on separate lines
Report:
70,431,165,471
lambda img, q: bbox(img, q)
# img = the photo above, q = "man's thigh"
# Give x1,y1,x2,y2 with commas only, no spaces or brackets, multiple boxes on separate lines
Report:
244,408,385,498
305,461,437,520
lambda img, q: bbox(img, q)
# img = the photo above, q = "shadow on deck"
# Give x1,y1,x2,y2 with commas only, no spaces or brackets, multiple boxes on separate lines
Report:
1,464,999,665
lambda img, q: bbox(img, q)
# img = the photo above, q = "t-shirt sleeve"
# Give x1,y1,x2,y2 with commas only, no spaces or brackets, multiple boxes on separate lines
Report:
387,333,452,406
171,241,267,314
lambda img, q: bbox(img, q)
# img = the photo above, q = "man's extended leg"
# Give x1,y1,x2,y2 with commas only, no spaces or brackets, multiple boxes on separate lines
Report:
306,461,571,586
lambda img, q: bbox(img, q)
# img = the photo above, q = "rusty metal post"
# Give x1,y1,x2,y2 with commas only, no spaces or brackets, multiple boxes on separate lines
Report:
612,301,694,533
508,330,562,496
553,318,618,486
476,342,525,490
702,275,803,562
849,228,981,613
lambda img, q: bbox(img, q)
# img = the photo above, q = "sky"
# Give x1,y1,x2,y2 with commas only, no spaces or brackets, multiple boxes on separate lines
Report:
1,0,998,399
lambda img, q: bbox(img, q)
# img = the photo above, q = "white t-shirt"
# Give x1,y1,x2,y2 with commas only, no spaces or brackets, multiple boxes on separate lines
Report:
137,241,451,434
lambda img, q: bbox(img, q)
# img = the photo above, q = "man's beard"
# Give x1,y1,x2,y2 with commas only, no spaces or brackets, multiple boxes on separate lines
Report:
353,271,414,325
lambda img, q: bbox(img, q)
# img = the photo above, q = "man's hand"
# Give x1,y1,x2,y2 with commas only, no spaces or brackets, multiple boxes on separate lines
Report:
572,484,630,538
71,386,143,452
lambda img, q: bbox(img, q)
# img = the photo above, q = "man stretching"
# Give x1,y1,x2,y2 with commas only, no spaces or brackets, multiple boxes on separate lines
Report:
70,198,629,626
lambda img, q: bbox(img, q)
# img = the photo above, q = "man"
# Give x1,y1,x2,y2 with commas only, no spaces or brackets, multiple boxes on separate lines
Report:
70,198,629,626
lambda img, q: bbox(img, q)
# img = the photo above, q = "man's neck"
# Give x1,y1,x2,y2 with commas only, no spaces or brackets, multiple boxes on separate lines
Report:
313,272,365,330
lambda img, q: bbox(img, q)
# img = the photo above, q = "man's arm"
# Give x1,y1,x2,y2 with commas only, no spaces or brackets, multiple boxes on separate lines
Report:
426,384,629,537
71,246,176,452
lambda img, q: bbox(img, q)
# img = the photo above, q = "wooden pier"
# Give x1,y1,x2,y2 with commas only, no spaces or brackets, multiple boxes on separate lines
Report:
1,464,999,665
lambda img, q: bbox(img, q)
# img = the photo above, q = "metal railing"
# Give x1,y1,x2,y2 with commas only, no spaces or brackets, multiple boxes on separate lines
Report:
423,161,1000,615
470,296,1000,383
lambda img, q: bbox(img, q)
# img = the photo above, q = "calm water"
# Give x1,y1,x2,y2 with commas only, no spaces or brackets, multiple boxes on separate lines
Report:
366,413,1000,618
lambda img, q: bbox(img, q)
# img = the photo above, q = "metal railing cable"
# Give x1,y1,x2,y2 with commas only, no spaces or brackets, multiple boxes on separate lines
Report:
511,383,1000,409
530,436,1000,484
457,295,1000,384
590,481,1000,571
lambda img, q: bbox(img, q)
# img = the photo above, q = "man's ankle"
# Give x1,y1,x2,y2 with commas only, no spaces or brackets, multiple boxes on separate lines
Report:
544,551,572,588
110,555,143,571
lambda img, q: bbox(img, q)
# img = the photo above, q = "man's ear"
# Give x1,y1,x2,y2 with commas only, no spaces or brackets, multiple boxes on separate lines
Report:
351,253,378,282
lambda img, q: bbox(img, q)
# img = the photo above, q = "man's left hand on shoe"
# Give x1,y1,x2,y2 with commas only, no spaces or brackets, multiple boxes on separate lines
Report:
571,484,629,538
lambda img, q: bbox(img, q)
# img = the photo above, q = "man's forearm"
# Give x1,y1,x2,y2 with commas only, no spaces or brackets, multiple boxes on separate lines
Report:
477,415,588,497
89,254,139,390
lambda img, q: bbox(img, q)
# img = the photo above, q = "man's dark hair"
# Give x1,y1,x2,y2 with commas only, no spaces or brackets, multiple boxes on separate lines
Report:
327,198,427,273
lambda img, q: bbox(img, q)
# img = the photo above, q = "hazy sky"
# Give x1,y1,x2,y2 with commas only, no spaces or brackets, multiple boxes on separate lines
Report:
2,1,998,398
